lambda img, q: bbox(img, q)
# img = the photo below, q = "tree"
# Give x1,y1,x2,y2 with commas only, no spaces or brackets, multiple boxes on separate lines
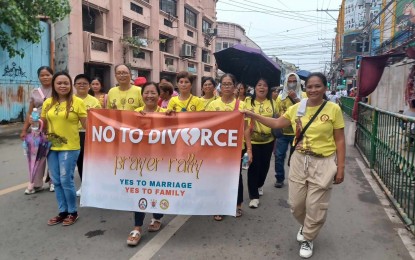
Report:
0,0,71,58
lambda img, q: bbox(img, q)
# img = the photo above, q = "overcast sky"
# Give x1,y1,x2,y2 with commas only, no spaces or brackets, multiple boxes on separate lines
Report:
216,0,342,73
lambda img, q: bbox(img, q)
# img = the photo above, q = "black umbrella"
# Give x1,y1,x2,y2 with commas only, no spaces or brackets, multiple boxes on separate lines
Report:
214,44,281,87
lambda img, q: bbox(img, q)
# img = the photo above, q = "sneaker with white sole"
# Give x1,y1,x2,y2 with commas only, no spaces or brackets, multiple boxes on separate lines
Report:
49,184,55,192
297,225,305,242
299,240,313,259
258,187,264,196
76,187,81,197
249,199,259,208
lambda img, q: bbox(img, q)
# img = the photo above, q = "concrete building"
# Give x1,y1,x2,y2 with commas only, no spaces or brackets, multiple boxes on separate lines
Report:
55,0,217,95
215,21,260,52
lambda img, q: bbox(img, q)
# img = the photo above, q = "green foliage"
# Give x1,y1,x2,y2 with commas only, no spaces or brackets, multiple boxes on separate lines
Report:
120,36,144,49
0,0,71,58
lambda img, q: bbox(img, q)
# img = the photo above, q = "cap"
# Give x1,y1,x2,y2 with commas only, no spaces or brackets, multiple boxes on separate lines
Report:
134,77,147,86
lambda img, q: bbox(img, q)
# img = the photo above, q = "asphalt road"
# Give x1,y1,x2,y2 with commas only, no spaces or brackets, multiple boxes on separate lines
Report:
0,118,414,260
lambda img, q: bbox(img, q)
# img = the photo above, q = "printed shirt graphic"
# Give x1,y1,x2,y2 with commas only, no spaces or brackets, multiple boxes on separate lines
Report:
199,96,217,110
276,92,307,135
96,93,107,108
134,106,166,113
79,94,101,131
245,98,276,144
167,95,204,112
41,96,87,151
283,101,345,157
107,86,144,111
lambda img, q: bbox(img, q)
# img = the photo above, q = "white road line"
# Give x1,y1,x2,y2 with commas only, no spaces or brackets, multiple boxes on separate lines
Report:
0,182,28,196
356,158,415,259
130,215,191,260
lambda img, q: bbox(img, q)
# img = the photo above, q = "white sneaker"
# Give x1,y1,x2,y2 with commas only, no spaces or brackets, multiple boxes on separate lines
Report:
76,187,82,197
249,199,259,208
258,187,264,196
297,225,305,242
49,184,55,192
299,240,313,259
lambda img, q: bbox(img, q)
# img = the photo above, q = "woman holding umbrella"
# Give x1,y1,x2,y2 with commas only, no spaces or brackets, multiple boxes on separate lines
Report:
206,73,253,220
245,78,276,208
41,71,87,226
21,66,55,194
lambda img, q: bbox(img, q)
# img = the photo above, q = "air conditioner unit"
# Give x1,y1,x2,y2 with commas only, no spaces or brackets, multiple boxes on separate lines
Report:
206,28,217,35
206,54,211,64
181,43,193,57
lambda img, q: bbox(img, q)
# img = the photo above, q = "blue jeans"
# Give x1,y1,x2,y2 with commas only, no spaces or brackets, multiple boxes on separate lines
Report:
274,135,294,183
47,150,80,214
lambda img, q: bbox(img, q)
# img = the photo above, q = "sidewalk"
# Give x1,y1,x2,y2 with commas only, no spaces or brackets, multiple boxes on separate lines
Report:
0,122,23,136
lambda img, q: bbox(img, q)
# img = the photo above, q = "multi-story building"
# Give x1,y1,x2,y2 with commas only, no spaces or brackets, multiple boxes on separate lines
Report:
55,0,217,95
215,21,260,52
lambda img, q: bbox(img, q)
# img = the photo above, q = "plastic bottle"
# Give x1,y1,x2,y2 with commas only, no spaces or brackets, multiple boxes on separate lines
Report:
242,152,249,170
31,108,40,131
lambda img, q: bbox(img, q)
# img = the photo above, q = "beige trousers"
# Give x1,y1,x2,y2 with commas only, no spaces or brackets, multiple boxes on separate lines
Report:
288,151,337,241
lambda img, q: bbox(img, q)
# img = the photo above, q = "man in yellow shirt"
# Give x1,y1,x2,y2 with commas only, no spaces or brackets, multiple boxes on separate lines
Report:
107,64,144,110
274,73,307,188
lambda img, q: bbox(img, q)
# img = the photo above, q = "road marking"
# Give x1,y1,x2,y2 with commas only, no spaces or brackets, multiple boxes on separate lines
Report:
130,215,191,260
0,182,28,196
356,158,415,259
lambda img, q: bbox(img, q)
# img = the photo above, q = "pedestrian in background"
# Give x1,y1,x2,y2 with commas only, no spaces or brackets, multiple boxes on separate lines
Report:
127,82,166,247
245,78,275,208
274,73,306,188
88,77,107,108
21,66,55,194
206,73,252,220
41,71,87,226
74,74,101,197
158,81,174,109
167,71,204,112
200,77,217,109
244,72,345,259
236,83,248,101
327,90,339,104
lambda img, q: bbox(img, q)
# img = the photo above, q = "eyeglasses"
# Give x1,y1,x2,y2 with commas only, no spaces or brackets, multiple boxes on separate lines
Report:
116,72,130,76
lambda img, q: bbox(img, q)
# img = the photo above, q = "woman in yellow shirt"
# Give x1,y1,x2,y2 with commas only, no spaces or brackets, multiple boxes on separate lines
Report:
88,77,107,108
128,82,165,247
199,77,217,109
167,71,204,112
245,78,276,209
244,72,345,259
74,74,101,196
40,72,87,227
206,73,253,221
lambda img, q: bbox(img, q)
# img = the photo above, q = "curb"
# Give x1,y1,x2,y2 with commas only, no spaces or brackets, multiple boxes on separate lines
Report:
0,122,24,136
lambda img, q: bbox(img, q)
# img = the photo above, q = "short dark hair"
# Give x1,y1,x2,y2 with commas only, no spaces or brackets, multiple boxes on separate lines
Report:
220,73,237,85
37,66,53,77
142,82,160,96
74,74,91,84
114,64,131,73
305,72,327,87
159,82,174,95
177,71,195,84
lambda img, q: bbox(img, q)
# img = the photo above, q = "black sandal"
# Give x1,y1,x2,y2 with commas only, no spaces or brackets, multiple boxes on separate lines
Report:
236,208,242,218
214,215,224,221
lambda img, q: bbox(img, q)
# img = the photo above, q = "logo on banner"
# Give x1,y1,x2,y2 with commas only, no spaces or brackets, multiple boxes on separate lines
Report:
139,198,148,210
151,199,157,209
160,199,169,210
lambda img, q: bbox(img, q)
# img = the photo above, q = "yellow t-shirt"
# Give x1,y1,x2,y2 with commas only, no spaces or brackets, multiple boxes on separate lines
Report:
245,98,276,144
276,92,307,135
167,95,204,112
107,86,144,111
206,98,247,150
199,96,218,110
41,96,87,151
283,101,345,157
134,106,166,113
78,94,101,131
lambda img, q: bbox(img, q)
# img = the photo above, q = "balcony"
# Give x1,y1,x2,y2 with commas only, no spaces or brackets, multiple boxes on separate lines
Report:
125,47,152,70
160,52,179,73
123,0,151,27
183,25,198,45
83,32,113,64
159,11,178,38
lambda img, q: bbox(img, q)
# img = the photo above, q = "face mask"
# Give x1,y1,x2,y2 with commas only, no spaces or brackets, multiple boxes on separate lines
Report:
287,83,297,90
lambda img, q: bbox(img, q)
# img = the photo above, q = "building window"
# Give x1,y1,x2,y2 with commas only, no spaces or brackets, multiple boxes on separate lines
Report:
160,0,177,17
165,57,174,66
202,20,211,33
82,5,103,34
91,39,108,52
185,8,197,28
202,50,210,63
131,3,143,14
204,65,211,72
222,42,229,49
164,19,173,28
132,24,145,37
215,42,222,52
133,50,145,59
187,30,194,37
160,34,174,54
